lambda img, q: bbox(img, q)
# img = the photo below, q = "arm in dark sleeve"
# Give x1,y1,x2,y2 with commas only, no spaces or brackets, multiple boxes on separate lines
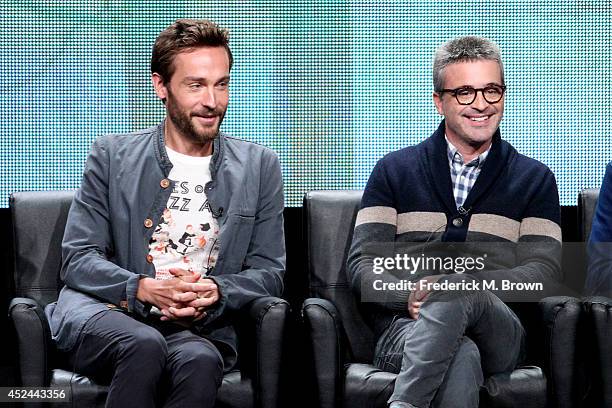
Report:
586,162,612,296
347,158,412,312
202,151,286,323
472,168,562,293
61,136,147,315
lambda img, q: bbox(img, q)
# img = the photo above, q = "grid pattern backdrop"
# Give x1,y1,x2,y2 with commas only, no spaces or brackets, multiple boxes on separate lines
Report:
1,0,610,207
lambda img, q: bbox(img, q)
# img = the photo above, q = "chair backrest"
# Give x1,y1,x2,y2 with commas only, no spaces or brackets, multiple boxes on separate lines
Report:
578,188,600,242
303,190,374,363
10,191,75,306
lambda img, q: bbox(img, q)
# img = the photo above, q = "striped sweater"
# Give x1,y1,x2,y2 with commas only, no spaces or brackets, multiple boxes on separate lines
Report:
347,121,562,337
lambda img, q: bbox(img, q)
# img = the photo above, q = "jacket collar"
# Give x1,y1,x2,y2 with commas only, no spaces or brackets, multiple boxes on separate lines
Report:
425,120,511,214
153,119,225,179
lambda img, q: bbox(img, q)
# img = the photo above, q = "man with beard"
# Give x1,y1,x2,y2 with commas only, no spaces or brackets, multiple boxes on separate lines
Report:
46,19,285,408
347,36,561,408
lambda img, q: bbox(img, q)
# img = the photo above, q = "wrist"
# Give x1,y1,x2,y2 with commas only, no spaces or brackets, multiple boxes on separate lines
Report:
136,277,154,303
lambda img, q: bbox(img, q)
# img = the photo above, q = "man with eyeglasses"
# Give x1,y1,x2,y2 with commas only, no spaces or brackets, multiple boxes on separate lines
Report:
348,36,561,408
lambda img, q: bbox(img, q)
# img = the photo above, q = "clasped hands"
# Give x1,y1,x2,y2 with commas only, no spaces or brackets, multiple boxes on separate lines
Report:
136,268,220,323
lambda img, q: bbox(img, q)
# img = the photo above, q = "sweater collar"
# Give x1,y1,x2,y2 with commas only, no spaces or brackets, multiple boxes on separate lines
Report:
426,120,509,214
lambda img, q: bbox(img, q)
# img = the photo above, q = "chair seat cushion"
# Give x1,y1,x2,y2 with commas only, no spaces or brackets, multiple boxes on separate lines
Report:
50,368,107,408
216,371,254,408
343,363,546,408
343,363,396,407
50,368,254,408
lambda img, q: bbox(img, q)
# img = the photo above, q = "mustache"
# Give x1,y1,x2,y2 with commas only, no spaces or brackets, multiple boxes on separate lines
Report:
191,110,223,118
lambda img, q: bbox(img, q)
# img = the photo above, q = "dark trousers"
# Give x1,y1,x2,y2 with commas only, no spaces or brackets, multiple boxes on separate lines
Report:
67,309,224,408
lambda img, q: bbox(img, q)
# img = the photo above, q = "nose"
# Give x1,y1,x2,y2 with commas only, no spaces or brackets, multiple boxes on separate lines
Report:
200,87,216,109
471,90,489,111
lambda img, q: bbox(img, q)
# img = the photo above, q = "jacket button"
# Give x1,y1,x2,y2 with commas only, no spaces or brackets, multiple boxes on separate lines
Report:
146,254,154,263
160,178,170,189
144,218,153,228
452,217,463,227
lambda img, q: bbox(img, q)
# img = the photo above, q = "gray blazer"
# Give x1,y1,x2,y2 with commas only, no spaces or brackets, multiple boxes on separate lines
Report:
46,121,286,370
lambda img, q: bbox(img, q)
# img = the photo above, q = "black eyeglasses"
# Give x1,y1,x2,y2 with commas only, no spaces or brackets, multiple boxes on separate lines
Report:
437,84,506,105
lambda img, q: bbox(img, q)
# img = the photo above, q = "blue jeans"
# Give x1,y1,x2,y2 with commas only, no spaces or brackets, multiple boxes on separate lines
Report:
374,275,526,408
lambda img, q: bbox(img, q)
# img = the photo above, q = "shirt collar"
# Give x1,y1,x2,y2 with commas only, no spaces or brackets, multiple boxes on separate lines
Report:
445,135,491,167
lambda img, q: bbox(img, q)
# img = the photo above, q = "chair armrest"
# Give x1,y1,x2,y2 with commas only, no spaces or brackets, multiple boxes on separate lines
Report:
538,296,582,408
301,298,346,408
481,366,547,408
240,296,289,408
8,297,52,387
583,296,612,407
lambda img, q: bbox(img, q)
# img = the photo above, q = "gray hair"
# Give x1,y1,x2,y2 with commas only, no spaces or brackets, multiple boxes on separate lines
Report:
433,36,504,92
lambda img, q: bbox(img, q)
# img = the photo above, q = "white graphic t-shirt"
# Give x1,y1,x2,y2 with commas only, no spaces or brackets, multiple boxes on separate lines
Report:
148,146,220,280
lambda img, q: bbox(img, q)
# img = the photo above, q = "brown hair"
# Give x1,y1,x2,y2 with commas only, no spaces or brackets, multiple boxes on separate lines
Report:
151,19,233,83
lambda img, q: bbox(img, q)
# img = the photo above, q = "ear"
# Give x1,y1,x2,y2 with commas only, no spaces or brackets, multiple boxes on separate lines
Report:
433,91,444,116
152,73,168,101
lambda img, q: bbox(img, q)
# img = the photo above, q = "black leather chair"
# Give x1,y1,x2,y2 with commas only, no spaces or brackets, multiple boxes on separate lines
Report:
579,188,612,407
578,188,600,242
301,190,581,408
8,191,289,408
582,296,612,408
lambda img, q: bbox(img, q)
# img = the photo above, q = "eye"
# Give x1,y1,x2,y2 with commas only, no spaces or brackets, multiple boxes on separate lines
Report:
188,83,202,90
485,86,502,95
456,87,473,96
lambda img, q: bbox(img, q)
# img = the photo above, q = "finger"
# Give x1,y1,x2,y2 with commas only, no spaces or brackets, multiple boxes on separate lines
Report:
172,291,198,303
193,311,208,322
179,281,217,293
413,289,423,301
199,278,219,289
420,289,433,302
415,288,431,301
192,289,217,300
187,296,218,309
160,308,177,321
178,273,202,283
169,268,193,277
172,272,202,284
168,306,198,318
155,296,178,310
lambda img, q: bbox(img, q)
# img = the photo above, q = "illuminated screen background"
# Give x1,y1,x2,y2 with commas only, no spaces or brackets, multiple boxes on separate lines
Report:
1,1,610,207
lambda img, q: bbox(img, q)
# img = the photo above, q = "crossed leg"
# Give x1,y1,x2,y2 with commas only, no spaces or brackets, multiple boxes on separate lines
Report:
374,275,525,408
